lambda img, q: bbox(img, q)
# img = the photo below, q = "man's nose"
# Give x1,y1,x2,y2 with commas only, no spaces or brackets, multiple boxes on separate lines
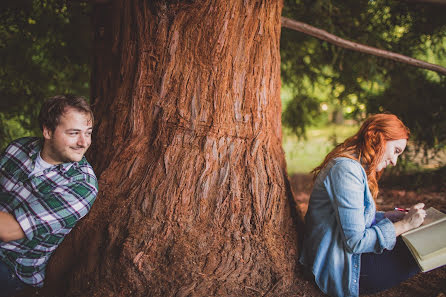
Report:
77,134,87,147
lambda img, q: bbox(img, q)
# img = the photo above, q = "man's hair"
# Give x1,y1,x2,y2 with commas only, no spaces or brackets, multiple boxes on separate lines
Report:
38,94,94,132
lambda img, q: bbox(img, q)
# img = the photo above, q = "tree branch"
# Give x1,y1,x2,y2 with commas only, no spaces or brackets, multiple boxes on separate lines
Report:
281,17,446,76
403,0,446,5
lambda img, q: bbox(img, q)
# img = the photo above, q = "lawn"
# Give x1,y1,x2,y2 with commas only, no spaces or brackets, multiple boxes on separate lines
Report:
283,123,359,174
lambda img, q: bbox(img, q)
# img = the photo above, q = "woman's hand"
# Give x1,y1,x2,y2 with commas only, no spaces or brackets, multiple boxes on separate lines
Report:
384,210,407,222
402,203,426,229
393,203,426,236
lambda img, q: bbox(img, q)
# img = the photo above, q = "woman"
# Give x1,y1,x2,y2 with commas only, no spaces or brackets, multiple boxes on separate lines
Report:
299,113,426,297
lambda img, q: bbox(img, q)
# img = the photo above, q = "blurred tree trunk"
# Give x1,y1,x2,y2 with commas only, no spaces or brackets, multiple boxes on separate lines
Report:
43,1,303,296
332,108,344,125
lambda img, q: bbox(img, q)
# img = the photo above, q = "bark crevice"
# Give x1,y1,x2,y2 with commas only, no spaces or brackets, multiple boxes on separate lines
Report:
42,1,307,296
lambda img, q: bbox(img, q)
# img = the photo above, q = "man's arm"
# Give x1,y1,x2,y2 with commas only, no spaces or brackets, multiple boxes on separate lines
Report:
0,211,25,242
0,139,26,242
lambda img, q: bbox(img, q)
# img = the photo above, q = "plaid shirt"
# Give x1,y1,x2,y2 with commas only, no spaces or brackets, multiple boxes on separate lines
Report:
0,137,98,287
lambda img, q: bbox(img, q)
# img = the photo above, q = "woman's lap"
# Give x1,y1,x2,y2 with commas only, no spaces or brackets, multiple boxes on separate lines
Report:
359,237,420,295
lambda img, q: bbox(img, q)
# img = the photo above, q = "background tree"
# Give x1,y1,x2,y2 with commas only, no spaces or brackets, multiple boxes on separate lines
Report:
1,0,444,296
281,0,446,154
2,0,445,156
42,1,309,296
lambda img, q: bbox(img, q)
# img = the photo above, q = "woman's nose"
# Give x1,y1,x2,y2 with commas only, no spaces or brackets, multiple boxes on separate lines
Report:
391,156,398,166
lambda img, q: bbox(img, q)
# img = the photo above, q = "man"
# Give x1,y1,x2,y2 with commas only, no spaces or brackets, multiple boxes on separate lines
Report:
0,95,98,296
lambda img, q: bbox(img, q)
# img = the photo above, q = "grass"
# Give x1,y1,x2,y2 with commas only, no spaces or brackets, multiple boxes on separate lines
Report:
283,122,446,181
283,123,359,174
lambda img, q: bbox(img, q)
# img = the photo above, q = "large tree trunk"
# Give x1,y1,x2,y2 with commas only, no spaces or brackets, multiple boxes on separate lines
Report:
43,1,306,296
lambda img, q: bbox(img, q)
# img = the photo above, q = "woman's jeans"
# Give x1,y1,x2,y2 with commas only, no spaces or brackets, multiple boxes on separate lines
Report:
359,237,420,295
0,260,26,297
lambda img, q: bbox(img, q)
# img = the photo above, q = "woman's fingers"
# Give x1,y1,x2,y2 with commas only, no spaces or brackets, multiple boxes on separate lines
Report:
404,204,426,229
412,203,425,210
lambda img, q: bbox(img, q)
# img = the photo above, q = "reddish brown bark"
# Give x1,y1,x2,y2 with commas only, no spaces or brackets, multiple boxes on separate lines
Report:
40,1,309,296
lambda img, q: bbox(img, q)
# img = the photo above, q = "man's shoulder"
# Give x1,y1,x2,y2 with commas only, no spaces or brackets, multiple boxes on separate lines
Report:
5,137,41,154
1,138,41,168
10,136,40,146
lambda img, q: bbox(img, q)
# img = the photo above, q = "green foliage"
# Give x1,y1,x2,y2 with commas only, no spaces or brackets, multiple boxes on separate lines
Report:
1,0,445,160
282,94,321,138
0,0,91,150
281,0,446,152
368,68,446,152
283,124,359,174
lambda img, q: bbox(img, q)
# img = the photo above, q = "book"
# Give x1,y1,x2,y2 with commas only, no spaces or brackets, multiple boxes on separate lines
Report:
401,207,446,272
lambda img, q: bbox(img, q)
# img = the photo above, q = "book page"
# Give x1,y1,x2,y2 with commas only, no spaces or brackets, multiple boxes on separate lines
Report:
421,207,446,226
417,248,446,272
403,207,446,235
402,218,446,259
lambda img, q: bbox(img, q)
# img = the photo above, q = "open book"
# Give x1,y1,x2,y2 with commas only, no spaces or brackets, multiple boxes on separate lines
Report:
401,207,446,272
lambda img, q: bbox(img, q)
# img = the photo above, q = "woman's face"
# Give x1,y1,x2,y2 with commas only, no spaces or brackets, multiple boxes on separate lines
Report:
376,139,407,171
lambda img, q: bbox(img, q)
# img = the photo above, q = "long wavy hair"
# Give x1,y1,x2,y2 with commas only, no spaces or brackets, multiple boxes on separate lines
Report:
311,114,410,198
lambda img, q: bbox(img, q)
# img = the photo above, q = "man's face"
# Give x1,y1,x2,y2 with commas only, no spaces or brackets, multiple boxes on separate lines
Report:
42,108,93,164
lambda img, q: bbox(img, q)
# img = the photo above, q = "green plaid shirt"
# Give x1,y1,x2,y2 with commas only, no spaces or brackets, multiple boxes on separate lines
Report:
0,137,98,287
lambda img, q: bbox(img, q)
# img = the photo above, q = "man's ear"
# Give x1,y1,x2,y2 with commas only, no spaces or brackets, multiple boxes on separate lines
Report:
42,126,53,140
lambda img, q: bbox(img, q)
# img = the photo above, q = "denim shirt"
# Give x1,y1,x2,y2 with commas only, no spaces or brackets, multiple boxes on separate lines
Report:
299,157,396,297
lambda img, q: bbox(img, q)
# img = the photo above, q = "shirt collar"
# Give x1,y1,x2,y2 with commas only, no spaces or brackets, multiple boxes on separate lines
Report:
28,138,43,162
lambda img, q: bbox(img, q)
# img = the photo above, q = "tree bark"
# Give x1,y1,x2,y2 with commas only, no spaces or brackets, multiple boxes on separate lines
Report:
43,1,306,296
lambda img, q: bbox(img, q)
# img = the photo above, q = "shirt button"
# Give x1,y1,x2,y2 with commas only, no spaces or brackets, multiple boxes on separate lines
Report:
354,265,358,268
354,280,357,283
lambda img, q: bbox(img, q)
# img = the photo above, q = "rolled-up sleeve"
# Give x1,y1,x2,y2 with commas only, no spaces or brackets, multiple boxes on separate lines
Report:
324,160,396,254
375,211,386,223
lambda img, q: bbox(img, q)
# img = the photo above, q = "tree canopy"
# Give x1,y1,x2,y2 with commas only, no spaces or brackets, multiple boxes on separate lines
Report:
281,0,446,153
0,0,90,148
1,0,445,155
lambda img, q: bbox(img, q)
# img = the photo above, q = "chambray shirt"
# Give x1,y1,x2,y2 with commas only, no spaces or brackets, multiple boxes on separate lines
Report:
0,137,98,287
299,158,396,297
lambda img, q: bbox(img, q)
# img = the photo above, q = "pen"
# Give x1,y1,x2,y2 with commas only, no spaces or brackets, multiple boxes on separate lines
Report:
394,207,409,212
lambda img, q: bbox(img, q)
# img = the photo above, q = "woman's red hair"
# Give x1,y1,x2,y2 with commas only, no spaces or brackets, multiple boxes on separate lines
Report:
311,113,410,198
